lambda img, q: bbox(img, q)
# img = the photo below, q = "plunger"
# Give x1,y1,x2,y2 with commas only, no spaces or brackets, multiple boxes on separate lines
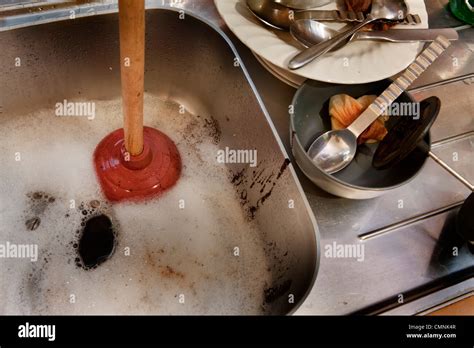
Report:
94,0,181,202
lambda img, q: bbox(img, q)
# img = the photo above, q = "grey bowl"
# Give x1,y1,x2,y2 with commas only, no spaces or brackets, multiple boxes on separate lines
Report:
290,79,431,199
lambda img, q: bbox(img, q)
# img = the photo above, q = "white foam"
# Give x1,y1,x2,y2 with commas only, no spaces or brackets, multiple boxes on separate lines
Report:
0,95,272,314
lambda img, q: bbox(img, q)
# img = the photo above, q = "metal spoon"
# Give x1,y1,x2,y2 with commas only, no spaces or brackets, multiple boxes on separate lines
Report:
290,19,349,50
307,36,451,174
246,0,298,30
288,0,408,69
290,19,460,48
246,0,364,30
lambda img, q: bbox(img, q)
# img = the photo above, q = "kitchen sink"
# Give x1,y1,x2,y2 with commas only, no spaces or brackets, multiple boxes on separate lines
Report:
0,7,319,314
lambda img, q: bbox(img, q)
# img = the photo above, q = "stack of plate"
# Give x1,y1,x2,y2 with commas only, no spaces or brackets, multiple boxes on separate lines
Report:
253,53,307,87
214,0,428,86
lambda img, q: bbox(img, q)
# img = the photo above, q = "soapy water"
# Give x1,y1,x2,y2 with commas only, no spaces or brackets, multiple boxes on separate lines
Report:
0,95,273,314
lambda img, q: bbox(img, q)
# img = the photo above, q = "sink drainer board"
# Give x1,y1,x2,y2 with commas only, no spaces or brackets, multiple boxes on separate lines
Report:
0,8,319,314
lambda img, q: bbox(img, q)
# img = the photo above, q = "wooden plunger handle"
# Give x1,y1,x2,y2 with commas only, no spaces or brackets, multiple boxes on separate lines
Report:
119,0,145,156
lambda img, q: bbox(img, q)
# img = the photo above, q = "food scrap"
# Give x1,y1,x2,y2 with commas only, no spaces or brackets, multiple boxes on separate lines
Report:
344,0,372,12
329,94,388,144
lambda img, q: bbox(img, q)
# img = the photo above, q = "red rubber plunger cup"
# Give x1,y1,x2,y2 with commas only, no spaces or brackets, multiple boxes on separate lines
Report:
93,0,181,202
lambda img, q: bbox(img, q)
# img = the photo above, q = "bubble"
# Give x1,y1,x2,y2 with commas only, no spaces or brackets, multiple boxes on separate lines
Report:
0,95,272,315
89,200,100,209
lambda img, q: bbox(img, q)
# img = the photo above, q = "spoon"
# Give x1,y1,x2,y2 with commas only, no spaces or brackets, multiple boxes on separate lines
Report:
246,0,363,30
288,0,408,69
290,19,349,50
246,0,299,30
307,36,451,174
290,19,460,48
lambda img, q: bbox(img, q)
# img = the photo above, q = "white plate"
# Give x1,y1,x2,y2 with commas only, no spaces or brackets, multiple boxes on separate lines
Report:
214,0,429,84
253,52,306,88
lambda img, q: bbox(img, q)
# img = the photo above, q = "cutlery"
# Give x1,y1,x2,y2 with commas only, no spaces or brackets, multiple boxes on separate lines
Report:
288,0,409,69
246,0,420,30
246,0,361,29
354,28,459,42
307,36,451,174
290,19,459,48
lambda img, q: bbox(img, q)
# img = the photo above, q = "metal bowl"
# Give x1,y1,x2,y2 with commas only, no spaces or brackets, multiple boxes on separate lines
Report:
290,79,431,199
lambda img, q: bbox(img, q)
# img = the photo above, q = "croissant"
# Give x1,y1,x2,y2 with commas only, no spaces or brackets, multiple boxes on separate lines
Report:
329,94,388,144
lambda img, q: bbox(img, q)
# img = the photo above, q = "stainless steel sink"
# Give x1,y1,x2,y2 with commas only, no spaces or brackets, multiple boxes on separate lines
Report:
0,7,319,314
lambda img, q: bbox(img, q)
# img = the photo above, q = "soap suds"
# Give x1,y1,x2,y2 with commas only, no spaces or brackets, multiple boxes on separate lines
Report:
0,95,272,314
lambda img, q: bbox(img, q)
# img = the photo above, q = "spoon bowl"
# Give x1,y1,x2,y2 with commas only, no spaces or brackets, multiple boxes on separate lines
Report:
307,129,357,174
290,19,349,49
246,0,294,30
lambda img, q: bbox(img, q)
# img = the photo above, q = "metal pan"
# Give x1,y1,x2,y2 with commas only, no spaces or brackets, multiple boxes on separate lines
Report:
290,79,431,199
